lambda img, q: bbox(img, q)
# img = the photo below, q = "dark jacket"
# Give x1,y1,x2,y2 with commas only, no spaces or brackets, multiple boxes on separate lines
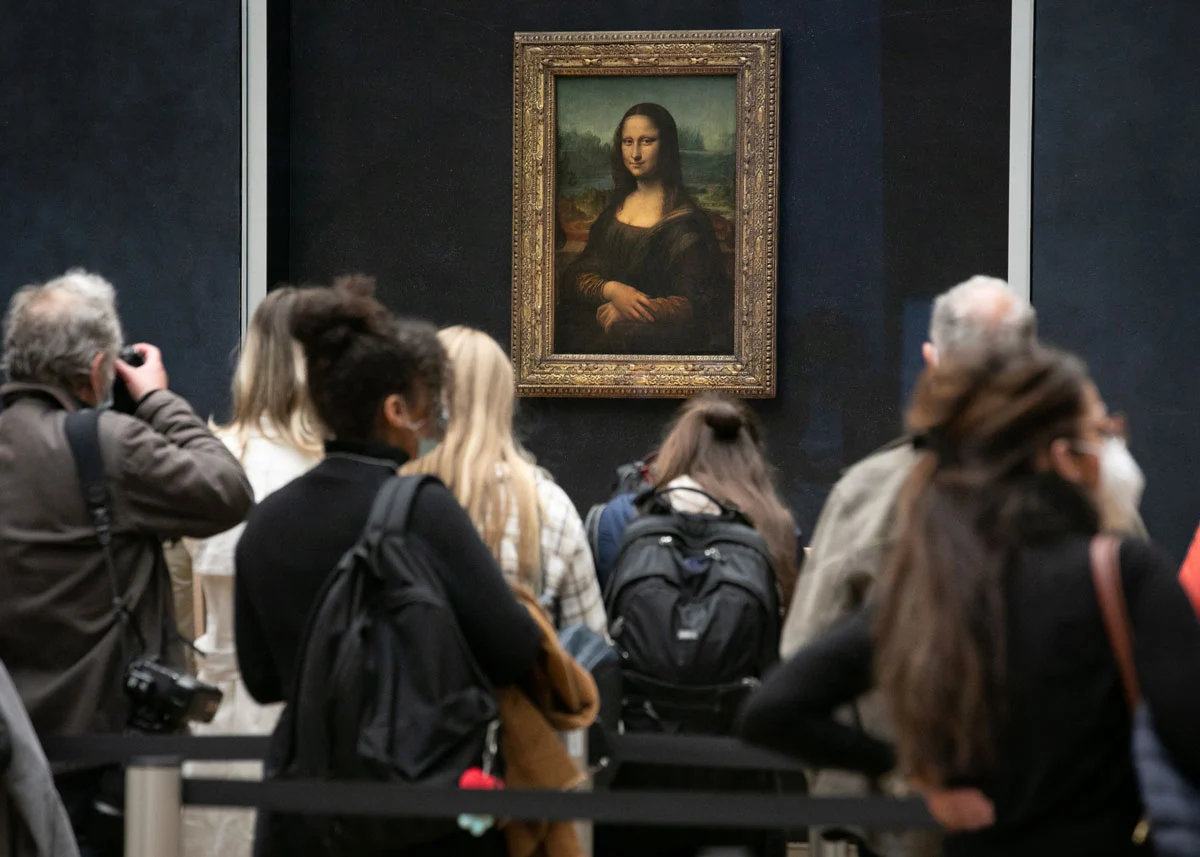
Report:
740,475,1200,857
236,440,542,857
235,440,542,706
0,385,253,737
0,657,78,857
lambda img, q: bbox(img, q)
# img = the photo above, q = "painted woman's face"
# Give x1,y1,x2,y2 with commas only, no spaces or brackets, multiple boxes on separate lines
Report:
621,115,660,180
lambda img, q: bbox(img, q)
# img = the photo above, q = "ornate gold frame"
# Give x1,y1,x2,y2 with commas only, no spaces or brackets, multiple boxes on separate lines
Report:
512,30,781,398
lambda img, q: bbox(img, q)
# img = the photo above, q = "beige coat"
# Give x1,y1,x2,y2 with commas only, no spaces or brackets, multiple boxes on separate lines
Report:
0,385,253,738
782,440,917,658
782,439,941,857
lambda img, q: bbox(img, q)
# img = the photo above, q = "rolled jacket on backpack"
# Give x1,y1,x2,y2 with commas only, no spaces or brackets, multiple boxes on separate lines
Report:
499,586,598,857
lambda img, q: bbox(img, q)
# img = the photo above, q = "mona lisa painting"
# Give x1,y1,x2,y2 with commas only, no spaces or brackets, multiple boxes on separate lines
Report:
513,31,780,398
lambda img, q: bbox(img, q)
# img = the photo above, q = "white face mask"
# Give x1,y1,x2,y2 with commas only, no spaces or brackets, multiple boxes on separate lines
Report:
399,401,448,459
1077,437,1145,531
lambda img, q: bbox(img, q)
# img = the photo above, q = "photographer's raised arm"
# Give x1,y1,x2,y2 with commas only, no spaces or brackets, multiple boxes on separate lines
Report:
111,390,253,539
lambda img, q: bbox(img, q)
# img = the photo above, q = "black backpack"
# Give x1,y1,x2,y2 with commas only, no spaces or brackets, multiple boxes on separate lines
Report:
261,475,499,855
604,487,779,735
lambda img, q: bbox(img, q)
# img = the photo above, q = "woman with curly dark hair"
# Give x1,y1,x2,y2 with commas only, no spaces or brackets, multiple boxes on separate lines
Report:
235,276,540,857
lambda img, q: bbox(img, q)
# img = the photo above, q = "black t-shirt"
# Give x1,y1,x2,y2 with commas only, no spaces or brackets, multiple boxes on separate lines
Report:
234,438,542,704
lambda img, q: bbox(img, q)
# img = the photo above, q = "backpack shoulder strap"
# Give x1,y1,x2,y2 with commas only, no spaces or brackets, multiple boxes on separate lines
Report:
1089,534,1142,710
360,474,434,553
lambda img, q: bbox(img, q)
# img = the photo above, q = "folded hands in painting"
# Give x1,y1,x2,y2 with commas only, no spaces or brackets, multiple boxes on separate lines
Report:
601,281,655,322
597,281,692,333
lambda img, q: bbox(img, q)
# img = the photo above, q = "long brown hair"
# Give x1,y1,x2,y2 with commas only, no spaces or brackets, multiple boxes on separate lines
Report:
652,394,798,605
216,287,322,459
875,345,1091,785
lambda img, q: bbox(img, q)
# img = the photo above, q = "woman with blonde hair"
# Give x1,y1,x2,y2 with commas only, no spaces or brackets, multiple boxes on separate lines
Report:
405,325,606,634
183,287,323,857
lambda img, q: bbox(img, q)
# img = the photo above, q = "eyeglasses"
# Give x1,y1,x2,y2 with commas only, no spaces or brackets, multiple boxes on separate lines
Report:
1108,412,1129,443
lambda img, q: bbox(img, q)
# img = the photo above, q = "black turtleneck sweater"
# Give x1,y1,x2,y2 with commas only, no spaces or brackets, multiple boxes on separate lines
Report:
738,476,1200,857
234,438,542,705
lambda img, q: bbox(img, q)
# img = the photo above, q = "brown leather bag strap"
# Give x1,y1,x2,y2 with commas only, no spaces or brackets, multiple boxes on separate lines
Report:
1089,535,1142,711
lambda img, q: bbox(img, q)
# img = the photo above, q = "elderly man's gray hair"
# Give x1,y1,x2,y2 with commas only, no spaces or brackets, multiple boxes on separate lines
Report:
928,275,1036,357
3,269,124,391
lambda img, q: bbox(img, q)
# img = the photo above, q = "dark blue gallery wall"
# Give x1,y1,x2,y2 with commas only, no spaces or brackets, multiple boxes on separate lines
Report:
1032,1,1200,559
0,3,242,422
1,0,1010,534
285,0,1010,530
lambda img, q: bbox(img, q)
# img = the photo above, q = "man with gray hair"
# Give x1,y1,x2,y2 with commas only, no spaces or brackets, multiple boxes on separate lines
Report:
0,270,252,855
780,275,1036,857
921,274,1037,367
784,276,1036,655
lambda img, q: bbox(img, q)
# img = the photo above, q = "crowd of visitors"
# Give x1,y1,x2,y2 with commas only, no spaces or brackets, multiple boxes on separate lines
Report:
0,267,1196,857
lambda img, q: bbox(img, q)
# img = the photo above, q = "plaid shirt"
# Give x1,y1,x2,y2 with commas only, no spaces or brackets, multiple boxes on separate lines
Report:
497,469,607,635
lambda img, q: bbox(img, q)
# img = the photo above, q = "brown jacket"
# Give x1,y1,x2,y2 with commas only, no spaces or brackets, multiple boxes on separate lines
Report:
500,587,598,857
0,385,253,737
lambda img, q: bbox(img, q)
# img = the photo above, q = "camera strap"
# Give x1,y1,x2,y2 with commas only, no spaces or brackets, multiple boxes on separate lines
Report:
64,409,147,655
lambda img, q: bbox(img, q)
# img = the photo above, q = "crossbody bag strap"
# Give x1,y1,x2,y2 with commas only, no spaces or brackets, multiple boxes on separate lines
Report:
65,410,149,664
1089,534,1142,711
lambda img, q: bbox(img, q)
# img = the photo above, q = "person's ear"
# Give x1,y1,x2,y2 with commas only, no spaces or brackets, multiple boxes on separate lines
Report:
77,353,107,405
380,393,421,458
381,393,407,432
1046,437,1087,485
922,342,939,369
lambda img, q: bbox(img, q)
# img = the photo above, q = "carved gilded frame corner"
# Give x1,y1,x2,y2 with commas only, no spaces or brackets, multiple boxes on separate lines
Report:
511,30,781,398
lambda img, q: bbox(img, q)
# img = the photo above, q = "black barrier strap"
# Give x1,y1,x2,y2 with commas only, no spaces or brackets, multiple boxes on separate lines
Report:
612,733,808,773
183,778,936,831
42,732,809,773
43,735,270,767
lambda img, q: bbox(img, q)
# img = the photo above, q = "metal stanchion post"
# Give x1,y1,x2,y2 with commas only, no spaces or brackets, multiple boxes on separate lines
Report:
810,835,855,857
125,756,182,857
560,729,592,857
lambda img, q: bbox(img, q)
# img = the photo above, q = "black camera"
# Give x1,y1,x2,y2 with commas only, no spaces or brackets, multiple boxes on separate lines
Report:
111,345,144,414
123,657,222,734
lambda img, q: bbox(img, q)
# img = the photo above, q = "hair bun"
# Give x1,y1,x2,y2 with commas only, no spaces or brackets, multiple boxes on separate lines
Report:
704,403,743,442
330,274,378,299
291,274,391,356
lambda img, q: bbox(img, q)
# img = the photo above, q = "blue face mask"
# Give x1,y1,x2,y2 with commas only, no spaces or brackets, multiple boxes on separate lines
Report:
417,436,441,458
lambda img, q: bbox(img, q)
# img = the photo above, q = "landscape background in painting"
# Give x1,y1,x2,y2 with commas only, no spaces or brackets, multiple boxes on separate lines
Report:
554,74,738,271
